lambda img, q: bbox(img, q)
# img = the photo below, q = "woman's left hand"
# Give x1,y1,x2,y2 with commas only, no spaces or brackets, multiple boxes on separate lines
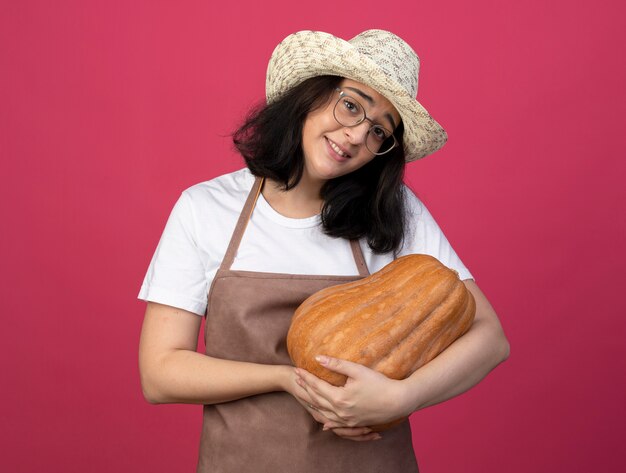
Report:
294,355,410,430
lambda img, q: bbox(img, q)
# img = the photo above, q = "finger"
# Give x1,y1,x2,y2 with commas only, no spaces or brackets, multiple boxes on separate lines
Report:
322,421,345,430
294,369,330,402
294,381,338,423
295,393,334,425
325,426,372,436
295,377,353,426
331,429,382,442
307,402,347,425
291,375,341,426
308,408,331,425
295,371,338,412
315,355,367,380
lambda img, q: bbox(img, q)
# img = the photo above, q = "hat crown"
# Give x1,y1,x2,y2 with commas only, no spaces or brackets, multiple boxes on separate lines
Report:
348,30,420,97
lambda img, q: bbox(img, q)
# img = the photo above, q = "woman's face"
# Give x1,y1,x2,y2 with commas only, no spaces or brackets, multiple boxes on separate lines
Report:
301,78,401,186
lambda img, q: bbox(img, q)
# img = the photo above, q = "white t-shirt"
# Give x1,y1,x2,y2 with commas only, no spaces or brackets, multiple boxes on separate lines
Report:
138,168,473,316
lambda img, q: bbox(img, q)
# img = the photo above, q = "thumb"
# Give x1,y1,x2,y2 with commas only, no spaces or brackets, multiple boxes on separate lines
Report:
316,355,366,379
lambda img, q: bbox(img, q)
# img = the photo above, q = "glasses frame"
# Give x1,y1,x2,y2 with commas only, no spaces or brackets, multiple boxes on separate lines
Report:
332,88,399,156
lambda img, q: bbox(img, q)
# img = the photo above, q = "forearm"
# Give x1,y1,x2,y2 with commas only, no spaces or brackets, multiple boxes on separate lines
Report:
141,349,292,405
139,302,296,405
400,317,509,414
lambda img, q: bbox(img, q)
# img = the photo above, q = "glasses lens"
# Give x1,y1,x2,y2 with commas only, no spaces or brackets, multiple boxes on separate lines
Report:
366,126,396,155
334,95,365,126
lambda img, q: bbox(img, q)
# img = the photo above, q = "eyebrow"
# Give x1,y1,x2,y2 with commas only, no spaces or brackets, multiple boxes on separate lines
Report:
344,86,397,130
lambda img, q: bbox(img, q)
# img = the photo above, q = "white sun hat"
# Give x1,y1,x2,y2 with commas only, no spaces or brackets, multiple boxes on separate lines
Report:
266,30,448,162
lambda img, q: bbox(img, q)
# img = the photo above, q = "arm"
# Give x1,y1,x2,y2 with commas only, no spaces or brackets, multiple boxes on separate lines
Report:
294,279,510,428
398,279,510,411
138,302,294,405
139,302,381,441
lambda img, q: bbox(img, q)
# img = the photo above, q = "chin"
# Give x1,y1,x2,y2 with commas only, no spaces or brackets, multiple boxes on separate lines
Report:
313,163,349,182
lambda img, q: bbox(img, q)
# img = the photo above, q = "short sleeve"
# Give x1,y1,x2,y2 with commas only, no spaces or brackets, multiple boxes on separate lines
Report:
138,192,209,315
401,187,474,281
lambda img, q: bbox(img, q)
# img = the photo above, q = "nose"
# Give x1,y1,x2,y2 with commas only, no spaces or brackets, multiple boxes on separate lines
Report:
343,121,370,145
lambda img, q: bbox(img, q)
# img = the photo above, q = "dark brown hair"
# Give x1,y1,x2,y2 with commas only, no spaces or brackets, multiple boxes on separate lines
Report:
232,75,407,254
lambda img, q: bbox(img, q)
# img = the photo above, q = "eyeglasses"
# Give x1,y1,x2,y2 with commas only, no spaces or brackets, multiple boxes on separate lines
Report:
333,88,399,155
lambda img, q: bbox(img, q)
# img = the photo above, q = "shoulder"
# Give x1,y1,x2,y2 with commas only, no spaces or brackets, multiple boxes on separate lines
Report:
162,168,254,237
180,168,255,213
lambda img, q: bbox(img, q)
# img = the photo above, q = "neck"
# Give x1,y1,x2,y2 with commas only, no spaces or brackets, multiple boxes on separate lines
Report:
262,176,324,219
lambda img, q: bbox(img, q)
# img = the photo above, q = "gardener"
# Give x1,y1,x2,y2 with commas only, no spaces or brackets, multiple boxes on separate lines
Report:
138,29,509,472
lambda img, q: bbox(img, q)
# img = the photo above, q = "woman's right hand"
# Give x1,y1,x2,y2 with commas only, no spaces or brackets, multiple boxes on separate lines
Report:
282,366,382,442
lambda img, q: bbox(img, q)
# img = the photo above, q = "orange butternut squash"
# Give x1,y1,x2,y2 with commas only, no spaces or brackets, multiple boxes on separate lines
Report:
287,254,476,430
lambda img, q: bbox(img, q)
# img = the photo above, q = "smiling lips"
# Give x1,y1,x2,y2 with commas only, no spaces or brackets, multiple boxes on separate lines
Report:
326,138,351,160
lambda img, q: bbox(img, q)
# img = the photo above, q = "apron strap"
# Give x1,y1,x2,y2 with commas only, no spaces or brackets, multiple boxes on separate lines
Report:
221,175,370,276
349,239,370,276
221,175,265,270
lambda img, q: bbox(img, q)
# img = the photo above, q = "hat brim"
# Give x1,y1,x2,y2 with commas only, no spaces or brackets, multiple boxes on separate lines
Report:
266,31,447,162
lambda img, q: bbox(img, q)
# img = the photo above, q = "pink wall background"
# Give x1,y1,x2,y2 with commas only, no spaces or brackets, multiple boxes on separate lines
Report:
2,1,624,472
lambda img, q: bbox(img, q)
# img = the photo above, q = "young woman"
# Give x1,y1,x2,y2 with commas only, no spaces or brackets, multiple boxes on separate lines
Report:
138,30,509,472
